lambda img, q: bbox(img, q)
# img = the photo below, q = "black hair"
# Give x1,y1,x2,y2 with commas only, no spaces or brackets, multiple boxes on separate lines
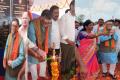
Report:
12,18,20,27
65,9,70,13
105,20,114,23
108,19,114,23
50,5,59,15
114,19,120,23
98,18,104,21
70,0,75,8
82,19,93,31
41,9,51,20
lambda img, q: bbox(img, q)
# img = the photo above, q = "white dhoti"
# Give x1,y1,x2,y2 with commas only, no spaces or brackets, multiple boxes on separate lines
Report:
39,61,47,77
102,63,116,75
28,62,38,80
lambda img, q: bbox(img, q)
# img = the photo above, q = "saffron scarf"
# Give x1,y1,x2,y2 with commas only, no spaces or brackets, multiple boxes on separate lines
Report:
6,32,20,60
28,11,32,20
33,19,42,49
45,27,49,53
33,19,49,53
103,25,115,49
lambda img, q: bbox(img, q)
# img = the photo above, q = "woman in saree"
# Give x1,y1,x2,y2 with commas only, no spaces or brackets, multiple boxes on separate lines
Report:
76,20,106,80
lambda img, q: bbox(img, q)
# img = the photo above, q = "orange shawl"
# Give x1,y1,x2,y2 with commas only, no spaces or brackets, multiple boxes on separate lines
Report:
45,27,49,53
33,19,42,49
33,19,49,53
7,32,20,60
28,11,32,20
103,25,115,48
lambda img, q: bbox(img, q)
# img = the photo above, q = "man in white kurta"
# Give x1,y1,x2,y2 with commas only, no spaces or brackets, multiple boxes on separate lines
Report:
59,1,75,79
93,18,104,34
75,19,83,40
92,18,104,63
18,12,46,80
48,5,61,76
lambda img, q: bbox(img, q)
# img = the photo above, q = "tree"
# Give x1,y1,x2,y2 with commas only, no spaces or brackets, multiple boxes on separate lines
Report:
76,14,85,23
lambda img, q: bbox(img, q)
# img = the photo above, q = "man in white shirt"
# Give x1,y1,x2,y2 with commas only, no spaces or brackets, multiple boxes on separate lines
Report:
47,5,61,76
75,19,83,40
18,12,46,80
93,18,104,34
92,18,104,63
59,0,76,79
113,19,119,30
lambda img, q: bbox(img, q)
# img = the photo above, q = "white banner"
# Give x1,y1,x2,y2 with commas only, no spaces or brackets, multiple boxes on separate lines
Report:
30,0,72,12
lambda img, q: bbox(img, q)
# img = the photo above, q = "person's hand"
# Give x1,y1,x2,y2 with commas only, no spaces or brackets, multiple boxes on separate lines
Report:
99,32,108,36
8,60,13,67
66,39,75,46
17,73,22,80
40,53,46,61
103,30,115,36
49,48,53,51
37,55,46,62
3,58,7,69
17,74,21,80
98,32,103,35
37,50,46,62
109,30,115,36
86,34,96,38
89,34,96,37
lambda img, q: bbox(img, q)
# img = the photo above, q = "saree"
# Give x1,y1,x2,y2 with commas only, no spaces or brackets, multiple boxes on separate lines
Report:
77,31,99,79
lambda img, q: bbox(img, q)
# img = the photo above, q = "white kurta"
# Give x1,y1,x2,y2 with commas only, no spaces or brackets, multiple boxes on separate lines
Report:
59,11,75,44
18,26,36,80
49,19,60,49
18,26,47,80
92,24,104,44
92,24,103,34
18,27,35,49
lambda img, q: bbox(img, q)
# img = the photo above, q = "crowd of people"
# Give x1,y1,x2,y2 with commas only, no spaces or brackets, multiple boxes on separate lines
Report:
2,0,76,80
75,18,120,80
2,0,120,80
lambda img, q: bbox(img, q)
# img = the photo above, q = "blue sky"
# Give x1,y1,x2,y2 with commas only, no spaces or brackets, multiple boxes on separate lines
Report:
75,0,120,21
